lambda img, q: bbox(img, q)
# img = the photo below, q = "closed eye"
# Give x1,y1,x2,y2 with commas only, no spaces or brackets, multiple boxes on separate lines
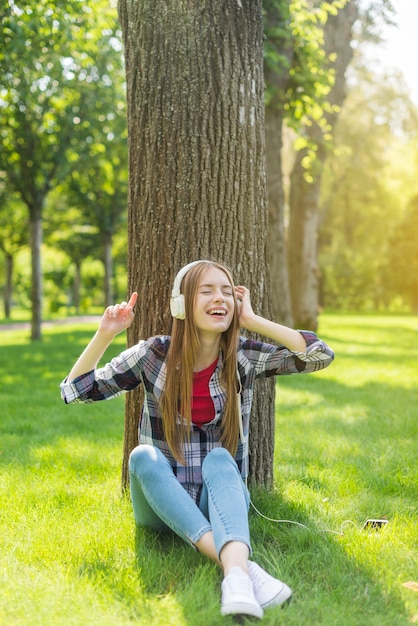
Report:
199,284,234,296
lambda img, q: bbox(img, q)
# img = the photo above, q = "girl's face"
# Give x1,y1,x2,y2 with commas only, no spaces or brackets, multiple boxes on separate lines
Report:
193,266,235,337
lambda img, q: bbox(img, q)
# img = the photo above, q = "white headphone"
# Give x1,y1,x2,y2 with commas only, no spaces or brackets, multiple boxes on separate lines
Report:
170,260,211,319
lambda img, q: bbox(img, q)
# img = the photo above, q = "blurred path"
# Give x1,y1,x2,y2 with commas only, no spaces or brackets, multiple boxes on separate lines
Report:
0,316,102,332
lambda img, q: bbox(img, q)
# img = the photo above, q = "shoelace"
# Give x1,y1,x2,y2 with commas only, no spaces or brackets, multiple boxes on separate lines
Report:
226,570,252,595
248,568,265,592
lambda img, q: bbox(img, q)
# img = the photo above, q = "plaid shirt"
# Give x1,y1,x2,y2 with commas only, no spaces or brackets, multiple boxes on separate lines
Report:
61,331,334,503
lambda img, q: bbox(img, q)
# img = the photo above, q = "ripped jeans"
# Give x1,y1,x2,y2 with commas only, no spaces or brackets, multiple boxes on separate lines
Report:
129,445,251,558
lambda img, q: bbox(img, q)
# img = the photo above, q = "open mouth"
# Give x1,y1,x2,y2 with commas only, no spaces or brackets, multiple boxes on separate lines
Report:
208,309,227,317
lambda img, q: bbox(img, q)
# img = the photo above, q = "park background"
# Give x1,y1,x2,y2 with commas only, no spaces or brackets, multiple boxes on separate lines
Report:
1,1,417,625
1,0,418,328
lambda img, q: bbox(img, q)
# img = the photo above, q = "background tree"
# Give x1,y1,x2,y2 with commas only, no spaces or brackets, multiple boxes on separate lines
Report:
0,0,91,338
264,0,347,326
63,21,128,308
318,71,417,311
317,0,417,313
118,0,275,488
287,0,358,329
66,152,127,308
0,0,125,337
0,181,28,318
264,0,295,327
45,203,100,314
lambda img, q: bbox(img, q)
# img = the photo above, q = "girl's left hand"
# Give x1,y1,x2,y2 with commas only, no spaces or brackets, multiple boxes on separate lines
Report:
235,285,255,328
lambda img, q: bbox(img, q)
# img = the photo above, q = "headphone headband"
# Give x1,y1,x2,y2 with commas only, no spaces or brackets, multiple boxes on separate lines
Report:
170,260,211,319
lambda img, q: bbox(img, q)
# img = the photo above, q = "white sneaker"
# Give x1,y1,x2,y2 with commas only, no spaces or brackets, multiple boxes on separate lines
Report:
248,561,292,609
221,566,263,619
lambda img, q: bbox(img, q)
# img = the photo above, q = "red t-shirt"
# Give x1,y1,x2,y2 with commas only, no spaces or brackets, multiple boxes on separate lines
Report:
191,359,218,427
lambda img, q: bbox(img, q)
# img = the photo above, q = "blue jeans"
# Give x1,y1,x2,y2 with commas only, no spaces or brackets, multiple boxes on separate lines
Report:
129,445,251,558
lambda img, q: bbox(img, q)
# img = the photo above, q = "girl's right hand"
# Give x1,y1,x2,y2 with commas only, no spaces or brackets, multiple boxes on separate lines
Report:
98,292,138,337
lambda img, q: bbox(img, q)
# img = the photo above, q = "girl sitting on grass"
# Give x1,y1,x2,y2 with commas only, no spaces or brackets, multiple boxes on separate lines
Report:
61,259,334,620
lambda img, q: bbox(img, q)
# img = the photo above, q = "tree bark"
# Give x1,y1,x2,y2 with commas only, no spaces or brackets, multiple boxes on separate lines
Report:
266,110,293,327
288,0,358,330
264,0,294,327
288,155,321,330
118,0,275,489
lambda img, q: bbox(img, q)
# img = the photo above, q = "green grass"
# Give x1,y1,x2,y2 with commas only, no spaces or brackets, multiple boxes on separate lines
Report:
0,314,417,625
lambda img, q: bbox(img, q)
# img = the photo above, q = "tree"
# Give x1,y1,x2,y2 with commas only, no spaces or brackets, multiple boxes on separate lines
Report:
62,16,128,308
0,181,28,318
287,0,358,329
65,137,128,308
118,0,275,488
0,0,126,338
64,161,127,308
0,1,82,337
263,0,344,326
45,204,100,314
284,0,399,327
318,72,417,311
264,0,294,327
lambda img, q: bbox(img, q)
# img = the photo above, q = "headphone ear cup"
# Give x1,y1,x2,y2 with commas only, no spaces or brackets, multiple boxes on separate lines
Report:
170,259,210,319
170,294,185,319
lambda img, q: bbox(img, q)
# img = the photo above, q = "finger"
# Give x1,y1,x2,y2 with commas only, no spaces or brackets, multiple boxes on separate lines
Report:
107,304,119,319
127,292,138,309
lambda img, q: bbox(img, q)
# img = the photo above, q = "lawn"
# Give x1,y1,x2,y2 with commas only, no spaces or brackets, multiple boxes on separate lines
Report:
0,314,417,625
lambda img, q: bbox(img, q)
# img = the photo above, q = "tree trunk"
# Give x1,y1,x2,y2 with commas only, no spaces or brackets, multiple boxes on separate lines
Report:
288,0,358,330
265,107,293,328
288,154,321,330
118,0,274,490
30,206,43,340
4,254,13,318
264,0,294,327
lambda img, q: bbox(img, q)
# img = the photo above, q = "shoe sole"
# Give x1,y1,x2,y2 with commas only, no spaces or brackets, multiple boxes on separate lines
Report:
221,601,263,619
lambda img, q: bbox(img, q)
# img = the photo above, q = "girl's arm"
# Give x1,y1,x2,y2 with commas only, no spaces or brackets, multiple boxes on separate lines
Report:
235,286,306,352
66,292,138,382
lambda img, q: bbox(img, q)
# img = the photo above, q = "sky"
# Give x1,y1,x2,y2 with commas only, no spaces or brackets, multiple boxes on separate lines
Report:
377,0,418,105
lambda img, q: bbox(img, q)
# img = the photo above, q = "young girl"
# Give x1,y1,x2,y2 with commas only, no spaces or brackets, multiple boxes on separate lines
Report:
61,260,334,619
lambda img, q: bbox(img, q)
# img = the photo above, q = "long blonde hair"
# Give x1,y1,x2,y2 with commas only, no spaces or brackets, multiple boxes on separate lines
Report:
160,261,240,464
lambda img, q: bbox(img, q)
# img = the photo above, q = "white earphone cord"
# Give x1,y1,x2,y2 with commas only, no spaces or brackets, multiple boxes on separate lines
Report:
250,499,361,536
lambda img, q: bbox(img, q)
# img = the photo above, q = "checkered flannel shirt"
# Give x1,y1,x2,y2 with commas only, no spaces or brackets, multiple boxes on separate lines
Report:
60,331,334,503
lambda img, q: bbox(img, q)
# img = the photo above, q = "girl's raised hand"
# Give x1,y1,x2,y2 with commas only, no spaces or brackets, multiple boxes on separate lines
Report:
235,285,255,328
99,292,138,336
